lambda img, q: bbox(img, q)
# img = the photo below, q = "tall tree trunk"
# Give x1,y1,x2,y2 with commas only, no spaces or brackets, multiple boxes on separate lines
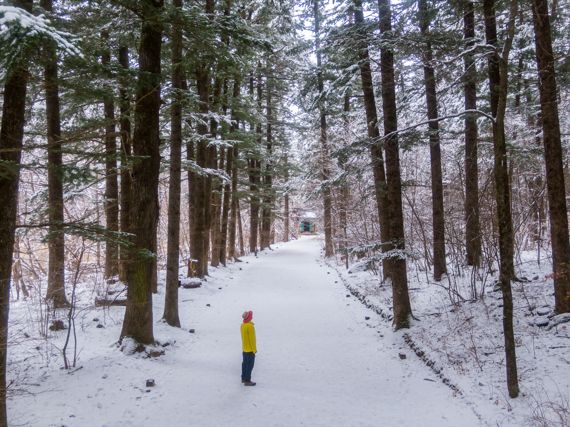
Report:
101,31,119,279
220,145,232,266
187,143,195,275
190,65,209,277
531,0,570,313
418,0,446,281
484,0,519,398
283,153,290,242
163,0,184,328
260,70,273,251
42,0,68,308
314,0,334,257
378,0,412,329
228,78,241,261
248,72,261,255
118,45,132,283
0,1,33,422
209,77,223,267
120,0,163,344
463,0,481,267
238,198,245,256
150,228,158,293
339,92,351,268
353,0,389,272
198,0,216,276
210,147,223,267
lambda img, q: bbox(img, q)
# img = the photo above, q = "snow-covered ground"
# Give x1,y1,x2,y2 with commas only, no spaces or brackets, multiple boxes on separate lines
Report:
6,236,500,427
330,246,570,427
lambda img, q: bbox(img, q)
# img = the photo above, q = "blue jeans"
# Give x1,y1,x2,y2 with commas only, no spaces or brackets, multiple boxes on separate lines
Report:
241,352,255,381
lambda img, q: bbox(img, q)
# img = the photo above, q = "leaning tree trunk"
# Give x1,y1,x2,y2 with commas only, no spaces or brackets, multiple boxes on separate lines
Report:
101,30,119,279
531,0,570,314
118,45,132,283
42,0,69,308
484,0,515,280
484,0,519,398
163,0,184,328
120,0,163,344
463,0,481,267
418,0,446,281
314,0,334,257
0,1,33,423
353,0,390,274
378,0,412,330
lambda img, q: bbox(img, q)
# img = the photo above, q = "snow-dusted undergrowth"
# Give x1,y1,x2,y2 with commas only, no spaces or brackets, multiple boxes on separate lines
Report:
328,249,570,426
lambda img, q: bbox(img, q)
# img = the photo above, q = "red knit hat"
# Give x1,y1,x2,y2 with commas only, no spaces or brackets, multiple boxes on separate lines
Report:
242,310,253,323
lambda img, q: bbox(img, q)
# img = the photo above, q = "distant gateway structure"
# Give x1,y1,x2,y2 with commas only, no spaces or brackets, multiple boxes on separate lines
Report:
296,210,318,234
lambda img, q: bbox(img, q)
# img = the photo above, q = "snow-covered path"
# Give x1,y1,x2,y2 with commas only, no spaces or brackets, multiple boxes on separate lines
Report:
11,236,484,426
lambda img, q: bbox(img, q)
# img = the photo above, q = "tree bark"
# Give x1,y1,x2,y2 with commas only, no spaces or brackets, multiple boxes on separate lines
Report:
220,145,232,266
163,0,184,328
463,0,481,267
313,0,334,257
260,69,273,251
238,198,245,256
210,147,223,267
283,153,290,242
197,0,217,276
118,45,132,283
42,0,69,308
120,0,163,344
0,1,33,423
187,143,195,275
101,30,119,279
190,64,210,277
339,92,351,268
378,0,412,329
483,0,519,398
248,72,261,255
353,0,389,271
418,0,446,281
228,78,241,261
314,0,334,257
209,77,224,268
531,0,570,313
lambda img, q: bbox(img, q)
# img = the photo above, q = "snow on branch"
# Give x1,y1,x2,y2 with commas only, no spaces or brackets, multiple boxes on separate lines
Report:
378,109,495,145
0,6,81,80
183,160,230,182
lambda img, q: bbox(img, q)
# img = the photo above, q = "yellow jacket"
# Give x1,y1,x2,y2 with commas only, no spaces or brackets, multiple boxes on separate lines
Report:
241,322,257,353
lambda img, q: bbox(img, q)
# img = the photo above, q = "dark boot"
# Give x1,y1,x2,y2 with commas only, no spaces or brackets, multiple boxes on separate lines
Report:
243,381,256,386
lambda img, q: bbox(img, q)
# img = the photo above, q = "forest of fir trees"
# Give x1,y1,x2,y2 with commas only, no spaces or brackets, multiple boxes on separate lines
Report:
1,0,570,424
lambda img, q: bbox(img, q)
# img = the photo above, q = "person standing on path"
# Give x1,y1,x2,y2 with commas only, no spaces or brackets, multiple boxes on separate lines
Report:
241,310,257,386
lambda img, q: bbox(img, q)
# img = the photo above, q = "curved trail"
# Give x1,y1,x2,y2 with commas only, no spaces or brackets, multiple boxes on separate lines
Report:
11,236,483,426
